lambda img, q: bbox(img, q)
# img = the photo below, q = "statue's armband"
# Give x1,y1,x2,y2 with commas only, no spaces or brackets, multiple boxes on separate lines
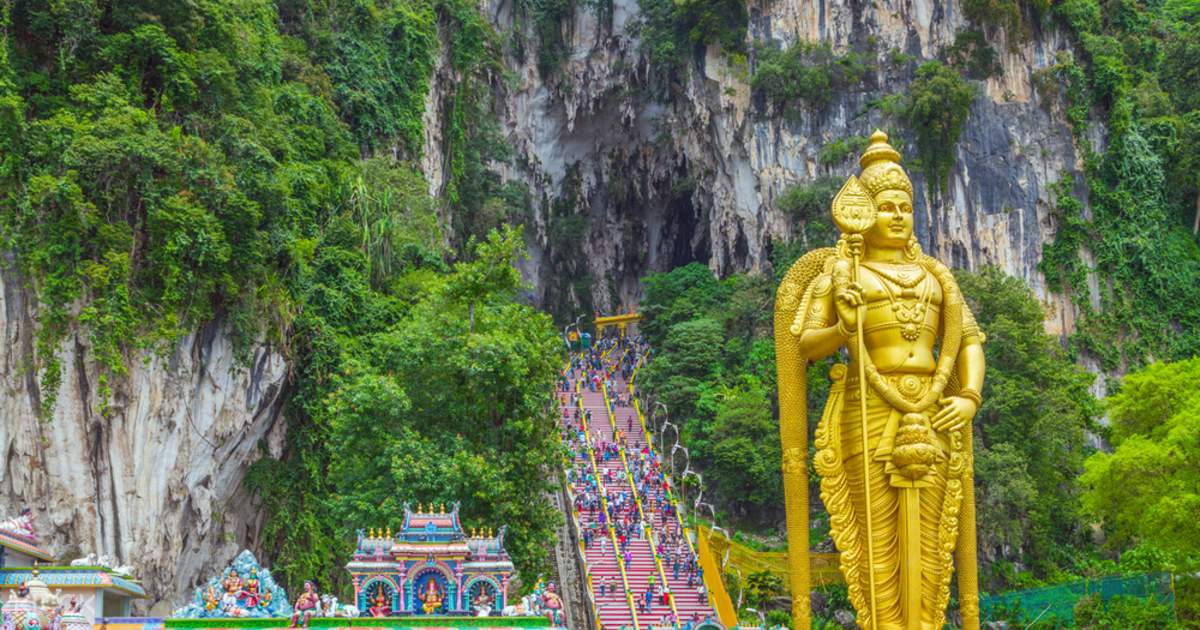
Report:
961,301,985,345
792,273,834,336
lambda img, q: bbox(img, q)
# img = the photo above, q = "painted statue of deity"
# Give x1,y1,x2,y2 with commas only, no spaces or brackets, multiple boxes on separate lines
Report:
239,571,262,608
288,582,320,629
775,130,985,630
368,592,390,618
418,580,442,615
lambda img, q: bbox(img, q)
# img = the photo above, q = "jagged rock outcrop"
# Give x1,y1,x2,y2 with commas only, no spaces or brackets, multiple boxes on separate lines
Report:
0,262,288,615
456,0,1083,335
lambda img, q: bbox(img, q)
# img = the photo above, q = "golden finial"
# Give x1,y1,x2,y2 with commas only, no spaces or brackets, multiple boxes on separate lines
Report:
369,527,376,538
385,527,392,539
417,502,423,514
439,503,445,513
488,527,494,538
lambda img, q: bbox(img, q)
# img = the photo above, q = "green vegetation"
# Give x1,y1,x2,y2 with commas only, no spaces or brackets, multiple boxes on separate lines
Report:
958,267,1100,586
0,0,559,597
901,60,976,193
945,30,1003,80
1081,357,1200,572
633,0,748,88
1035,0,1200,368
750,41,874,118
817,135,870,167
638,263,782,524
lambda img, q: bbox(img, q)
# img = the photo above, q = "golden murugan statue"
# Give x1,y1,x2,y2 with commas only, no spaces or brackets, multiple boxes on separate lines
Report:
775,131,985,630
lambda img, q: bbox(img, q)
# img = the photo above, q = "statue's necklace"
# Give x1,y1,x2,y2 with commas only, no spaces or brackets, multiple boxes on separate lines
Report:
862,261,926,288
864,264,931,341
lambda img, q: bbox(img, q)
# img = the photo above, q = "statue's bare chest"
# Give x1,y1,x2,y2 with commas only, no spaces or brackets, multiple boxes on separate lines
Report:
859,263,943,339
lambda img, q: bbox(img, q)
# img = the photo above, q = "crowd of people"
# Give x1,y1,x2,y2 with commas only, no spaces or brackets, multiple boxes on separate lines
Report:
558,334,718,630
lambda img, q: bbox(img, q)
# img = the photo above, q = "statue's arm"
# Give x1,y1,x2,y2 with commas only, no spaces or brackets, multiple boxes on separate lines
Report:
957,341,985,394
794,273,847,360
957,301,986,395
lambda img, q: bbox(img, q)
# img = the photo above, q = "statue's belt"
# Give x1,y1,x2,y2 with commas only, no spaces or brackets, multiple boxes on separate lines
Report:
840,372,951,462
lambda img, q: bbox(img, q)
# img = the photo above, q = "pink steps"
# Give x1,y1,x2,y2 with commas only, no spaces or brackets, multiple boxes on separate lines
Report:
560,352,717,629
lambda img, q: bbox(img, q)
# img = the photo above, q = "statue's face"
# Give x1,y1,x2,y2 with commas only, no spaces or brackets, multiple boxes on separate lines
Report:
865,189,913,249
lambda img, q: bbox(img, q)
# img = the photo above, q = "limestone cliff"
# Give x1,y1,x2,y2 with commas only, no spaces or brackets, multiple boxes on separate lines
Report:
0,262,287,615
444,0,1084,337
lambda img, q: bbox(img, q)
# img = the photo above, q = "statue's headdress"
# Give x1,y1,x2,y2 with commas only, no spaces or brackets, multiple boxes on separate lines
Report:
859,129,913,197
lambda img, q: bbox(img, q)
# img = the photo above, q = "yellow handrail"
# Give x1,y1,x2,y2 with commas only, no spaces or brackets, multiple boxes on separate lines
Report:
560,361,604,630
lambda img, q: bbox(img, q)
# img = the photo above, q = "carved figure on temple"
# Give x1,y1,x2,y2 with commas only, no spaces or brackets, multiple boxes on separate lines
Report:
0,508,36,542
172,550,291,619
55,597,87,630
288,582,320,629
2,582,43,630
540,583,563,626
203,588,219,613
67,555,96,568
471,589,494,617
775,130,985,630
238,570,264,609
221,571,242,597
367,591,390,618
418,579,443,615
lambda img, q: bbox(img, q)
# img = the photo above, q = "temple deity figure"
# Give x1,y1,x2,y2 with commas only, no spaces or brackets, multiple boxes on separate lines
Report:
418,580,442,615
0,508,37,542
221,571,242,597
288,582,320,629
203,587,219,613
239,571,262,608
540,583,563,626
775,130,985,630
368,591,390,617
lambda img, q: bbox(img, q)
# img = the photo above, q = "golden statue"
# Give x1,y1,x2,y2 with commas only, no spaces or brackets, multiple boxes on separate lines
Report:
775,130,985,630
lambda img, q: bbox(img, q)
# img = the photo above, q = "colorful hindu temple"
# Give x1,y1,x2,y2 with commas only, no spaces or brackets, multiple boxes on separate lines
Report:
0,508,148,625
154,501,559,630
345,503,513,617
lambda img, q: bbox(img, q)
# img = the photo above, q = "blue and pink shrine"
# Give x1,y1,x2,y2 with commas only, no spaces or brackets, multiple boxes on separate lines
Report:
346,503,512,617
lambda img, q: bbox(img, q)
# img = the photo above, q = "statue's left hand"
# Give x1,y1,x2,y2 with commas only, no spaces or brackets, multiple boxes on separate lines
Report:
931,396,978,432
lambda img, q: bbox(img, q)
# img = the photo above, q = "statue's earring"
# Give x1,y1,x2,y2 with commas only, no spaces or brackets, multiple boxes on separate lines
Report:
904,236,920,261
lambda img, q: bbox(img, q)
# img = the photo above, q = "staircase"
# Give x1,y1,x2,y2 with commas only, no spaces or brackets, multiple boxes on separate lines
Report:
559,343,719,630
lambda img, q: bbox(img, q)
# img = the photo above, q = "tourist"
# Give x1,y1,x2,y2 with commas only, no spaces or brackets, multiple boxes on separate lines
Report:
599,576,608,597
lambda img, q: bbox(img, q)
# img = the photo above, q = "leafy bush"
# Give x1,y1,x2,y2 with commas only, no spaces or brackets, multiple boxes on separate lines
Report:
751,41,873,117
946,30,1002,79
633,0,748,86
902,60,975,192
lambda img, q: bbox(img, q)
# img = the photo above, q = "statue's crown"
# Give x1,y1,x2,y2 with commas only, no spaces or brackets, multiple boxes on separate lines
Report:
859,129,913,197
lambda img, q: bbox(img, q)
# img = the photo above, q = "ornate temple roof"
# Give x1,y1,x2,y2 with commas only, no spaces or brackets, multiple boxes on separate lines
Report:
0,530,53,563
347,502,512,570
0,567,146,598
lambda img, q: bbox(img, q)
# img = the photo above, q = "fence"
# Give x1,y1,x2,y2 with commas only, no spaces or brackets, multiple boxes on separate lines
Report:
979,571,1176,624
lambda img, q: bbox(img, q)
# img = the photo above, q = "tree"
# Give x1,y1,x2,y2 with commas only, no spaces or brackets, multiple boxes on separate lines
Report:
1080,357,1200,571
958,267,1101,585
702,377,783,519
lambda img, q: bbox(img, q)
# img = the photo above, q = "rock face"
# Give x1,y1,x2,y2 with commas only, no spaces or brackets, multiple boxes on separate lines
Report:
456,0,1083,334
0,263,288,615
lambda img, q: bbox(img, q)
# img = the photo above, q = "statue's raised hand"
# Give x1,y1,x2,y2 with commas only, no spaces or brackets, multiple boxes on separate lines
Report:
832,258,863,332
